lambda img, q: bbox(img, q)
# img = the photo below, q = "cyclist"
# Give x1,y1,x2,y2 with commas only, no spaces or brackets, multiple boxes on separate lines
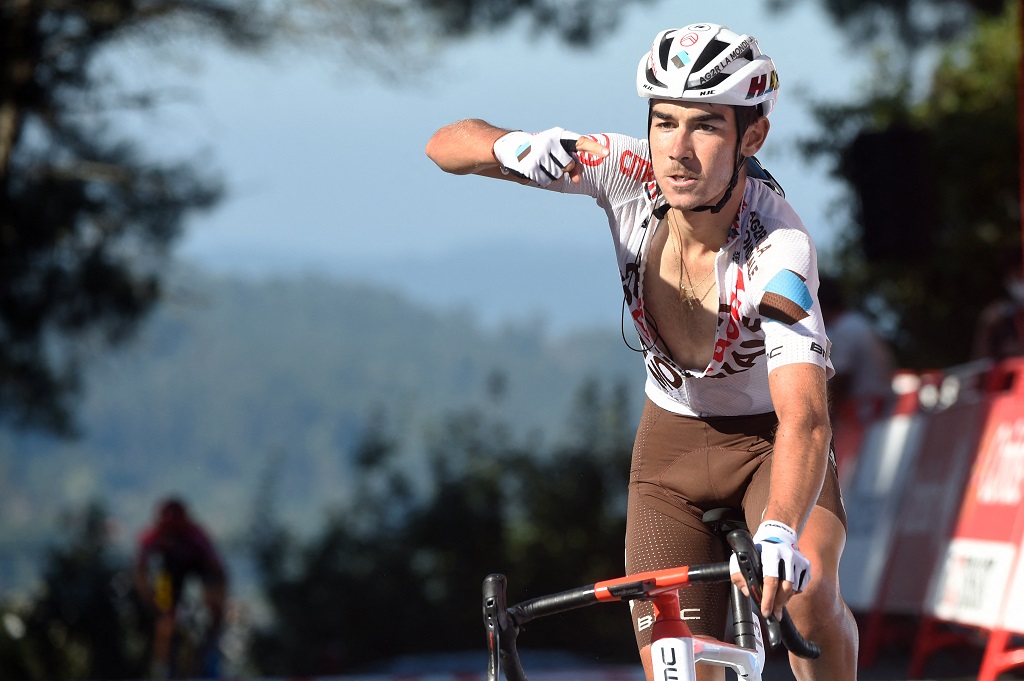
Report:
425,22,856,681
133,497,228,679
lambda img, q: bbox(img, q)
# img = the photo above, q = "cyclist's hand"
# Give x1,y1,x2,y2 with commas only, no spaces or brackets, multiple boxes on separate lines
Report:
567,135,611,184
493,128,581,187
730,520,811,620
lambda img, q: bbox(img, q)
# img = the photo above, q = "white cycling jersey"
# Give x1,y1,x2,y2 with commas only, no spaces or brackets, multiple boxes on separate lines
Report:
545,132,833,417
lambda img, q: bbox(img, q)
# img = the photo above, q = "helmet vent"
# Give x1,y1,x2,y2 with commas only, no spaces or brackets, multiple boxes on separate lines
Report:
692,38,728,72
658,34,674,70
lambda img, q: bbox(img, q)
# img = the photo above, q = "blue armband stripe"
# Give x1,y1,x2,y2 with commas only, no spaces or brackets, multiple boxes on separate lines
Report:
759,270,812,325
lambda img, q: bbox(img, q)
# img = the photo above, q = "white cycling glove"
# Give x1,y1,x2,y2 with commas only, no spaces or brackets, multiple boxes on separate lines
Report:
730,520,812,593
492,127,580,187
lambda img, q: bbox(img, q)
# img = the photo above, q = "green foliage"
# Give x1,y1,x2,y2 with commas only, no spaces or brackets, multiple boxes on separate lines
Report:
248,379,638,675
412,0,657,46
771,0,1006,45
0,1,279,433
0,502,149,680
802,0,1020,367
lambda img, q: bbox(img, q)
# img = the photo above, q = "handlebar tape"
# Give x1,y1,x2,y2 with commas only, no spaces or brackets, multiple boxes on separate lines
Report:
725,529,820,660
483,574,527,681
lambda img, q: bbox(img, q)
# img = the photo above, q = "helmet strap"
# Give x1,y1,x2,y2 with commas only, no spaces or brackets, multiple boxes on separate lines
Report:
690,148,743,214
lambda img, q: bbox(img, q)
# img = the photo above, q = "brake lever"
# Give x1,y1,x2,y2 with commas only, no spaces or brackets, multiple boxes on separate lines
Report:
725,529,819,659
483,574,528,681
726,529,784,648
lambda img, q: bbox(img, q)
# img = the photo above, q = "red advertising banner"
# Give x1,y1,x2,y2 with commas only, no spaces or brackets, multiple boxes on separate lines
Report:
912,359,1024,680
925,361,1024,629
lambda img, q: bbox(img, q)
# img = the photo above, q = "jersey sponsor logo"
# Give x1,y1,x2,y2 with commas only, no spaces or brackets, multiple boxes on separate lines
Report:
711,326,765,376
576,134,610,167
759,270,812,325
811,341,826,357
699,89,716,96
714,269,747,364
645,180,660,202
742,212,770,278
647,354,684,391
632,305,653,344
577,134,606,166
620,150,654,183
731,340,766,370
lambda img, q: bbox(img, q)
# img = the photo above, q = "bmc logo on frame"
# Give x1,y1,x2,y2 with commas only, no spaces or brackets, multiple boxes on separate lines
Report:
637,609,701,631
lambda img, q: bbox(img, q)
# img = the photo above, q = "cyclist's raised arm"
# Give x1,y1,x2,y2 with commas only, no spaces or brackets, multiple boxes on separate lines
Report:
426,119,515,180
426,119,610,186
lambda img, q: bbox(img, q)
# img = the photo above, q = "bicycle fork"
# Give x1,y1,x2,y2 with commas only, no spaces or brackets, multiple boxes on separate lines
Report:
649,589,763,681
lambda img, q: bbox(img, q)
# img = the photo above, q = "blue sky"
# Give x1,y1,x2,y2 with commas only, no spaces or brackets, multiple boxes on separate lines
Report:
135,2,869,331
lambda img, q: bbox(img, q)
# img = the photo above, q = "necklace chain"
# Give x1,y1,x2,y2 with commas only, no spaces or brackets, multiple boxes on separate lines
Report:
668,211,715,310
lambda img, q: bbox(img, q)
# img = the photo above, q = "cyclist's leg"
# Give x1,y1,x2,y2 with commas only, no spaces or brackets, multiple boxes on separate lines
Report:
201,578,227,677
152,610,175,679
626,401,776,681
785,505,858,680
627,493,728,681
743,448,858,681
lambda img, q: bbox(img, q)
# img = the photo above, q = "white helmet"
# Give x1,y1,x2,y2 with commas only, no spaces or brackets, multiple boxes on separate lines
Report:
636,23,779,116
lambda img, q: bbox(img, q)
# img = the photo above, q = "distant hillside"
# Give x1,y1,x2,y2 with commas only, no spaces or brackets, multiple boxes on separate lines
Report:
0,267,643,589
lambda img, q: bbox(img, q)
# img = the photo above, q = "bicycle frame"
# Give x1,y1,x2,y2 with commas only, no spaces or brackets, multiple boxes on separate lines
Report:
483,524,817,681
648,586,762,680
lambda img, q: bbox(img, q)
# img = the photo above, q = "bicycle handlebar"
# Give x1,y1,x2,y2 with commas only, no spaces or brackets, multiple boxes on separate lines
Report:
483,529,818,681
725,528,820,660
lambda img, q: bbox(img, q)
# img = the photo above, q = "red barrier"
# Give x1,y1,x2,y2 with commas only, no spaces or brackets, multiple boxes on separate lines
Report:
838,370,942,613
909,358,1024,679
857,361,992,667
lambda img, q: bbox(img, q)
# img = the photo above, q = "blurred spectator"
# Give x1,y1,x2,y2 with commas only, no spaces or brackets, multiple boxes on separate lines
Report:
134,497,228,679
972,252,1024,361
819,275,897,422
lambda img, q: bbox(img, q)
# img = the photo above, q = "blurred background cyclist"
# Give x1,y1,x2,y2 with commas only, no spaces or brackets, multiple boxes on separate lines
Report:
133,496,228,679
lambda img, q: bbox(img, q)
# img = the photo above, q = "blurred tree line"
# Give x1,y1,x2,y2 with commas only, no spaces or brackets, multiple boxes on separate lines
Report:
0,377,636,679
784,0,1019,367
0,503,150,679
247,378,635,675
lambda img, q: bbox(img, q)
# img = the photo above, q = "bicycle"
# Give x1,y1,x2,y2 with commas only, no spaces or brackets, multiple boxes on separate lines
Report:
481,508,819,681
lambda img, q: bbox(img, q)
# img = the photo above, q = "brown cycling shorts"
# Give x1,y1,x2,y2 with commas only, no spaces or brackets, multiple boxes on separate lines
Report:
624,398,847,648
